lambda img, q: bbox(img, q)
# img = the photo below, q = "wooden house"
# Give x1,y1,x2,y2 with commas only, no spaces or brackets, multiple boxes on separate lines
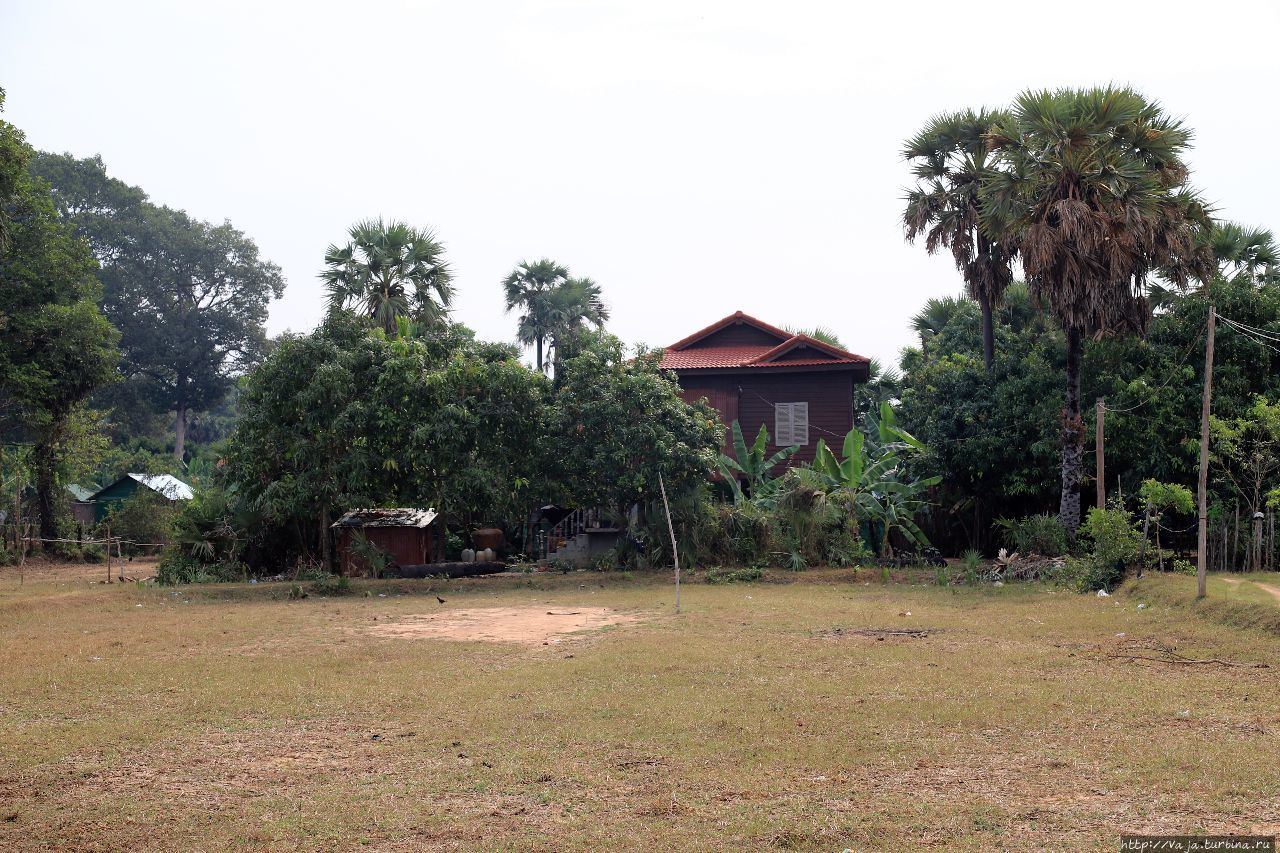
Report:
331,508,437,576
658,311,871,467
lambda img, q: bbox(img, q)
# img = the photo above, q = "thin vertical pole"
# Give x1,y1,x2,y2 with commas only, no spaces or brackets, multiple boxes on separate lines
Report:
1095,398,1106,509
1196,305,1215,598
658,471,680,614
106,525,112,585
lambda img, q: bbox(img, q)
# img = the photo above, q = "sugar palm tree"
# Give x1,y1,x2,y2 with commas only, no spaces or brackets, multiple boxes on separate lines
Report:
545,276,609,372
980,86,1212,536
503,259,570,372
322,219,453,335
904,109,1015,370
1205,222,1279,285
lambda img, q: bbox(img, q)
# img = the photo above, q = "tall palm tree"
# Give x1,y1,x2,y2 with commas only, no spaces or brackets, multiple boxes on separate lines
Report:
545,277,610,375
980,86,1213,536
322,218,453,335
904,109,1015,370
1204,222,1280,285
503,259,570,372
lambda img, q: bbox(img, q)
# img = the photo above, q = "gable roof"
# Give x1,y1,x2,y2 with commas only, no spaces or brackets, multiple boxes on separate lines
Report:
129,473,194,500
659,311,870,371
87,473,194,502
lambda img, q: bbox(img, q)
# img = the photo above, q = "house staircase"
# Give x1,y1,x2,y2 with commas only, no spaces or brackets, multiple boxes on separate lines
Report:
519,507,621,566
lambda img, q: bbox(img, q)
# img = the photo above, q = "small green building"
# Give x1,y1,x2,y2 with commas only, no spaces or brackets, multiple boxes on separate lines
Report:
85,474,194,524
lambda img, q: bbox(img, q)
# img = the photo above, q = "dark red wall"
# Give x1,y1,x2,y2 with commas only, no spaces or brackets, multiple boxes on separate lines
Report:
692,325,784,348
337,526,433,575
675,371,855,467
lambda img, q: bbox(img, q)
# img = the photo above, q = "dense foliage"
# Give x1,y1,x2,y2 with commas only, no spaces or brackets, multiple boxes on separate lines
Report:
0,95,119,542
32,152,285,464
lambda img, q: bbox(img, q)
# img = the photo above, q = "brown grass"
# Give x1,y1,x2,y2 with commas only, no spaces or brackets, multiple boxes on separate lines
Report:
2,565,1278,850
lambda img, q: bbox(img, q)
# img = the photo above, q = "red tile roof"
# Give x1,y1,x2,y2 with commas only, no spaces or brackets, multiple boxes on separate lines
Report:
658,311,870,371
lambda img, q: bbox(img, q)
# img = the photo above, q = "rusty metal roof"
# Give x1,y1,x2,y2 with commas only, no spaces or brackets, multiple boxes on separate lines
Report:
331,508,438,529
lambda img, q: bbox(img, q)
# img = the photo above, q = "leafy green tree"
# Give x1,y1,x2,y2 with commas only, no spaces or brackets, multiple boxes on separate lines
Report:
1210,396,1280,524
1137,479,1194,571
323,218,453,335
31,152,285,462
223,316,547,571
980,86,1212,537
0,112,119,543
544,333,722,518
904,108,1015,369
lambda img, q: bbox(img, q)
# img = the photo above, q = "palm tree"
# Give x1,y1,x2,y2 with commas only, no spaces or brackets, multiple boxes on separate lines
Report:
545,276,609,373
322,218,453,335
1205,222,1280,285
783,325,846,348
909,295,969,357
904,109,1015,370
503,259,570,372
980,87,1212,536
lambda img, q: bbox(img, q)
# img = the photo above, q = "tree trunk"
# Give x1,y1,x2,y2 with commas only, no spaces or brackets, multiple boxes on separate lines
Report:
1197,305,1215,596
978,291,995,370
1058,326,1084,539
320,506,333,573
535,336,545,375
33,441,58,548
173,405,188,463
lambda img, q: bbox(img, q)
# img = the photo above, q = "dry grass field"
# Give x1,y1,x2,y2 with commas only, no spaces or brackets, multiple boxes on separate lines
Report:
2,562,1279,851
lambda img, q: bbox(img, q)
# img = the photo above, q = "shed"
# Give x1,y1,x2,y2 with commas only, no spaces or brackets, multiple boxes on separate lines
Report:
85,473,195,523
331,508,437,576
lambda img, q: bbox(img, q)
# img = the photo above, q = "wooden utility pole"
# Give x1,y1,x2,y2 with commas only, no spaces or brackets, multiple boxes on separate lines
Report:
1095,398,1106,509
1196,306,1216,599
658,471,680,614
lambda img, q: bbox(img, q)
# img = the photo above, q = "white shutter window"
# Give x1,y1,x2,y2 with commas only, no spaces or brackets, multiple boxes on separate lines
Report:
775,403,792,446
791,402,809,446
774,402,809,446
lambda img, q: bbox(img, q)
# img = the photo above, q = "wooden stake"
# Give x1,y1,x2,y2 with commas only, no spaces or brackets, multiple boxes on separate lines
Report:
1095,398,1106,509
106,525,112,585
657,471,680,614
1196,305,1215,598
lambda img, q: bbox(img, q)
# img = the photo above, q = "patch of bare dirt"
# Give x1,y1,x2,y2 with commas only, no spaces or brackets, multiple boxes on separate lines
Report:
367,605,639,645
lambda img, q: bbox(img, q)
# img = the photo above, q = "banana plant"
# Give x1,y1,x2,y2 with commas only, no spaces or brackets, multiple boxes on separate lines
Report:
812,402,940,555
717,420,799,505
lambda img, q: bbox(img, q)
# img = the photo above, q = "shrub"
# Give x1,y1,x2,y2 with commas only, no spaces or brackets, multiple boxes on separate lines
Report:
994,513,1068,557
704,566,764,584
98,492,177,556
157,553,248,585
1053,506,1143,592
1172,558,1196,576
310,574,352,596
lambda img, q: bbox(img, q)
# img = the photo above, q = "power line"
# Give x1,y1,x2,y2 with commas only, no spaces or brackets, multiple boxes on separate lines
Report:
1216,312,1280,357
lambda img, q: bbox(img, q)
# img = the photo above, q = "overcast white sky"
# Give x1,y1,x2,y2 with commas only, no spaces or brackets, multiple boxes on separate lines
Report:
3,0,1277,366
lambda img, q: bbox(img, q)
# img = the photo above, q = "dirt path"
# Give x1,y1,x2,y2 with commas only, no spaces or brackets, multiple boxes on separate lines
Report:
1221,576,1280,605
367,606,639,645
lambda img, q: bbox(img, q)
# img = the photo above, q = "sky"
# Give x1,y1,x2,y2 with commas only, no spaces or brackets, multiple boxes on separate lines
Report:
2,0,1277,367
